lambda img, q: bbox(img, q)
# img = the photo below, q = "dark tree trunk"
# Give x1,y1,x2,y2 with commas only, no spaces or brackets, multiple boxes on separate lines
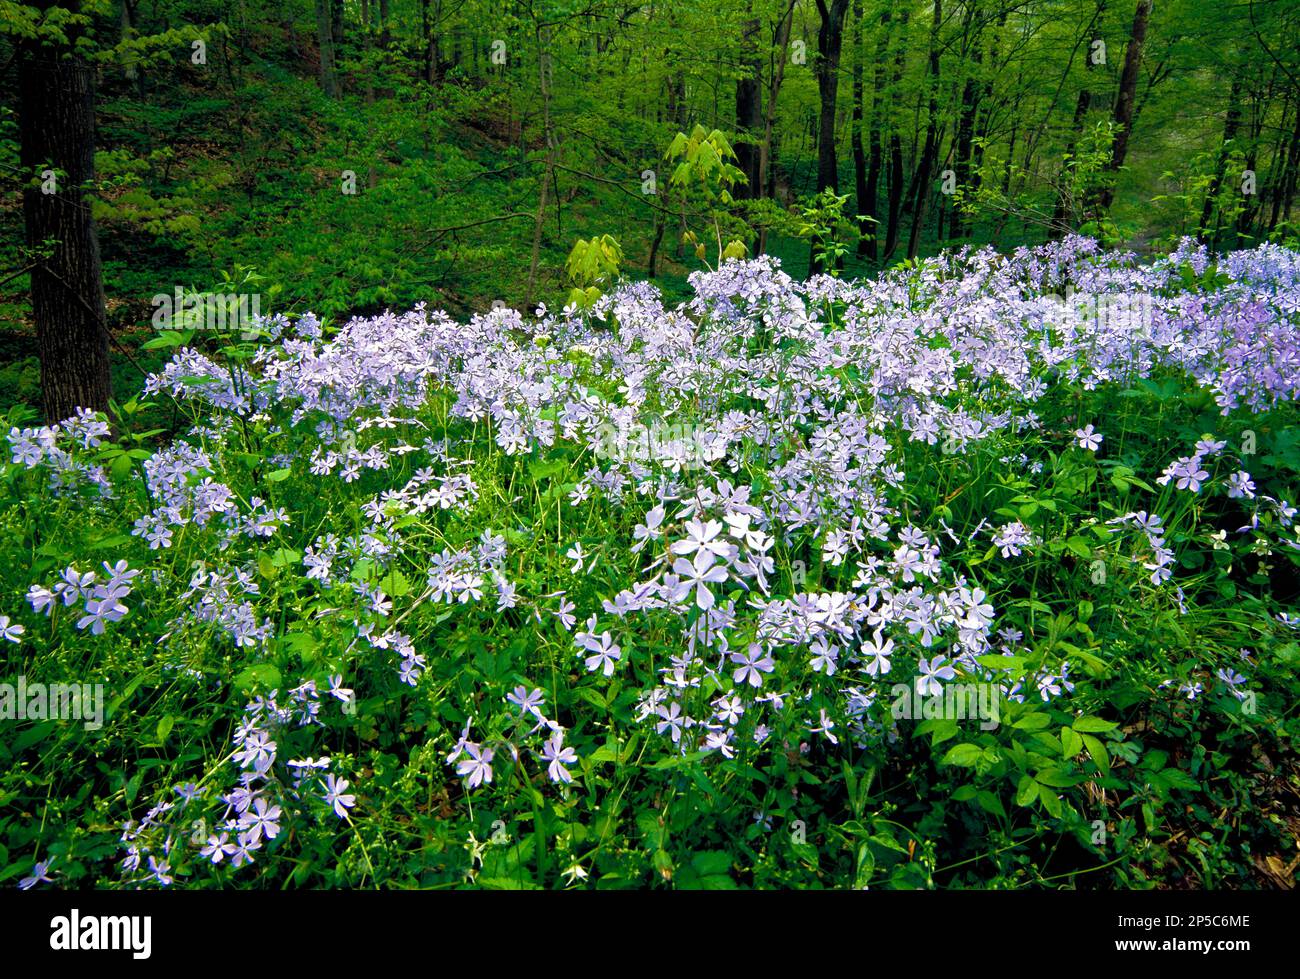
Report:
1049,2,1106,238
950,73,980,240
1003,123,1016,194
814,0,851,193
315,0,340,96
332,0,345,49
1270,98,1300,230
421,0,441,84
1262,101,1290,232
648,216,665,278
949,9,987,242
883,10,910,258
850,0,869,255
965,8,1006,230
861,10,890,260
666,68,689,258
758,0,796,253
1099,0,1153,211
1198,79,1243,244
906,0,943,259
17,0,112,422
735,10,763,198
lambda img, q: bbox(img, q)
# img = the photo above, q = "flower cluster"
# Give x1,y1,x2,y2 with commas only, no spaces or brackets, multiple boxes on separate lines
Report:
8,235,1293,887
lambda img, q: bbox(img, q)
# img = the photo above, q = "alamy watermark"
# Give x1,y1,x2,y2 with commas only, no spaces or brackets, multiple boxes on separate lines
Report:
1,675,104,731
50,910,151,959
594,420,719,472
891,680,1000,731
1042,288,1154,340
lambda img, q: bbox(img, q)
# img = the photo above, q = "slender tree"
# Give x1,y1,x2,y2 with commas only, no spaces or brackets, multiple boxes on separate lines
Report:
314,0,340,97
860,8,890,259
735,6,763,198
883,8,910,259
1099,0,1153,211
814,0,851,194
906,0,943,259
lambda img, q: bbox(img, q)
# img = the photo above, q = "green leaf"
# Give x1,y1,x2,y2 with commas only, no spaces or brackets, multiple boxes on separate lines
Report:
140,330,186,350
1013,712,1051,731
1034,767,1078,788
1038,787,1063,818
941,743,984,767
977,654,1025,672
690,851,732,877
1082,733,1110,776
1072,716,1118,733
234,664,282,693
378,568,411,598
1066,536,1094,559
1015,774,1039,806
278,632,316,658
976,790,1006,819
917,717,959,745
270,548,302,568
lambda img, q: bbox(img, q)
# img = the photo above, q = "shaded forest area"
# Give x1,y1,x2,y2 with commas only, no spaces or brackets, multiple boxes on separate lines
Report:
3,0,1300,421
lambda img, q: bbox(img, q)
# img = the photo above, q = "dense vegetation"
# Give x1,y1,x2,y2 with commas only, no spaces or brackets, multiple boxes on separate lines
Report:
2,236,1298,888
4,0,1300,415
1,1,1298,890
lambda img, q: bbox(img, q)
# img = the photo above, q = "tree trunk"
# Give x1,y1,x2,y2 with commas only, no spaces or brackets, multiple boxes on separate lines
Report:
759,5,794,192
965,8,1006,233
757,0,795,253
1049,89,1093,237
906,0,943,259
420,0,441,84
18,0,112,422
363,0,378,190
315,0,340,97
860,10,890,260
850,0,870,256
1099,0,1153,212
1198,79,1243,244
950,72,979,240
1269,99,1300,231
332,0,345,49
648,216,665,278
1047,2,1106,238
814,0,851,194
119,0,142,91
526,27,558,307
949,10,986,241
809,0,849,274
666,68,689,257
883,10,910,258
735,9,763,198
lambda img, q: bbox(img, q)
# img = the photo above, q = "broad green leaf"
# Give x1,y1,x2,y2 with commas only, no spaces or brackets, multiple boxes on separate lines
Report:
941,744,984,767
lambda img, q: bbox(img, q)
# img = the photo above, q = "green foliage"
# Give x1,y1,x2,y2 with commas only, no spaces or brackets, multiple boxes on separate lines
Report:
794,188,854,274
665,126,752,269
565,234,623,308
